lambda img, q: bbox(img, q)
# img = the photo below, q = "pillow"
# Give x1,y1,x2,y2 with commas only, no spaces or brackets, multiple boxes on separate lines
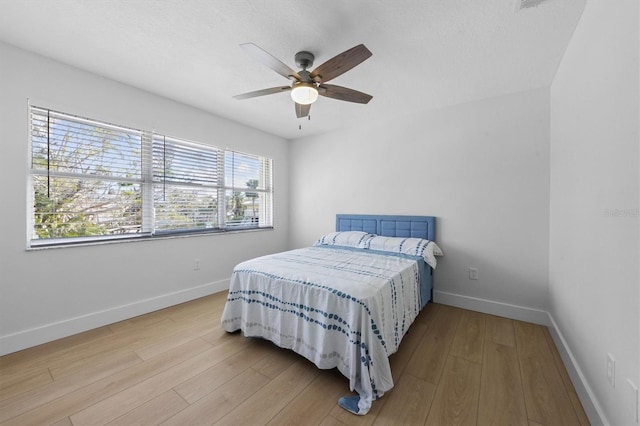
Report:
359,236,443,268
313,231,374,248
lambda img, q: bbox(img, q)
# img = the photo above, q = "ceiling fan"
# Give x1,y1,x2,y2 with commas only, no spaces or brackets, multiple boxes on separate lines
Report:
233,43,373,118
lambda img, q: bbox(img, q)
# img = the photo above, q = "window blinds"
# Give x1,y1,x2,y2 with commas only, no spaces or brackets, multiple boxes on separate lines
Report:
30,106,147,242
152,135,222,233
29,105,273,246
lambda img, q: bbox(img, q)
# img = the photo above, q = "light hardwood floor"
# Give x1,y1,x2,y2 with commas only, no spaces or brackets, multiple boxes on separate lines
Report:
0,292,590,425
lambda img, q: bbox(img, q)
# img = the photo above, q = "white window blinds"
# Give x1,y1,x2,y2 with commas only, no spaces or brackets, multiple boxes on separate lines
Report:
224,151,273,228
29,105,274,247
152,135,222,233
30,106,149,243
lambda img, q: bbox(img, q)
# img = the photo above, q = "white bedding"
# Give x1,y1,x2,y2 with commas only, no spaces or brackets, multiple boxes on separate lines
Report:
220,245,423,415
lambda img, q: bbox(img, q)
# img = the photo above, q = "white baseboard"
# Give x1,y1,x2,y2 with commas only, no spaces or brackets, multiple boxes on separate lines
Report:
0,279,229,356
433,290,551,325
433,290,605,426
546,315,608,426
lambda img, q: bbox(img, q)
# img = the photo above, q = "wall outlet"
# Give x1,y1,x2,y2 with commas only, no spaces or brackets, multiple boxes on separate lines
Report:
606,353,616,387
626,379,639,423
193,258,200,271
468,267,479,280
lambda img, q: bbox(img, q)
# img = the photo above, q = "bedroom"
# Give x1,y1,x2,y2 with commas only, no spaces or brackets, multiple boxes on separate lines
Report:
0,0,637,425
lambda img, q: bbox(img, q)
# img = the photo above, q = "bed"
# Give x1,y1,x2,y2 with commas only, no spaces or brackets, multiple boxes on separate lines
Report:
220,214,441,415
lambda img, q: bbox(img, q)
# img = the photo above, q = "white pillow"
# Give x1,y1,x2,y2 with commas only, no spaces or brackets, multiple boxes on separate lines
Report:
359,236,443,268
313,231,374,248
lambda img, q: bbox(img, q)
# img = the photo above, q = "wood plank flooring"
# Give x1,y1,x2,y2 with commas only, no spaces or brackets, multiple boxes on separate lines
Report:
0,292,590,425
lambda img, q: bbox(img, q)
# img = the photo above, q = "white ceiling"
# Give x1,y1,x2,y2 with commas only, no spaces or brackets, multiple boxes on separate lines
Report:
0,0,586,140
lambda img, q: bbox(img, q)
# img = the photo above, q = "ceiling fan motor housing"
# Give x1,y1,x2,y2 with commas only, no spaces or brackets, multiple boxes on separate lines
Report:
294,51,314,70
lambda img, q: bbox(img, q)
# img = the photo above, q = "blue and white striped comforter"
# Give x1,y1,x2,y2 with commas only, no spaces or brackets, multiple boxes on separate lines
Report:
220,245,423,415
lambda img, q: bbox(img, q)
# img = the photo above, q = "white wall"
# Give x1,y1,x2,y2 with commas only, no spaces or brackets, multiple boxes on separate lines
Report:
289,87,551,322
550,0,640,425
0,42,290,355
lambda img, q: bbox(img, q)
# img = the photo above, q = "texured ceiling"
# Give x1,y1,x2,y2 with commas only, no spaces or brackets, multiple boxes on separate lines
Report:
0,0,585,140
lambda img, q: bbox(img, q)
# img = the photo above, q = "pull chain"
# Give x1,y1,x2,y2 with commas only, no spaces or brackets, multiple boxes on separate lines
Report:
299,115,311,131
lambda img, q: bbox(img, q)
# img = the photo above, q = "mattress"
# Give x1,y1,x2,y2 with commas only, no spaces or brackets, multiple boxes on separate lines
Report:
220,244,427,415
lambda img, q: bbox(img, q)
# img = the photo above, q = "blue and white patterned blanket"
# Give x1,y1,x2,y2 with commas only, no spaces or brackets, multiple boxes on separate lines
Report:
220,245,423,415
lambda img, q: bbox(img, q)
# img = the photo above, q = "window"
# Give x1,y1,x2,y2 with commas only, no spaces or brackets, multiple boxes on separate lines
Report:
152,135,222,233
29,106,273,247
223,151,273,228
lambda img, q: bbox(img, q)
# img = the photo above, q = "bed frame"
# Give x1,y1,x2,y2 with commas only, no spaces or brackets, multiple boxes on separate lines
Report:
336,214,436,241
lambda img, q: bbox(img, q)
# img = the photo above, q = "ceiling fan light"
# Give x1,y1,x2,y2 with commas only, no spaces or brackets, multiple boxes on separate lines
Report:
290,84,319,105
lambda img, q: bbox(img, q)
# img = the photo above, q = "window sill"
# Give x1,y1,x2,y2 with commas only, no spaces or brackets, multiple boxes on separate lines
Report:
27,226,275,251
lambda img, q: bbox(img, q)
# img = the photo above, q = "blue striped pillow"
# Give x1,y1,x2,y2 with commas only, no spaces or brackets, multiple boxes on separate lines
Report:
359,236,442,268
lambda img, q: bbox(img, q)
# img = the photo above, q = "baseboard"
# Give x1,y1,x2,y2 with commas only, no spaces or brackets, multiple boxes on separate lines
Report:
433,289,606,425
0,279,229,356
546,315,608,425
433,290,551,325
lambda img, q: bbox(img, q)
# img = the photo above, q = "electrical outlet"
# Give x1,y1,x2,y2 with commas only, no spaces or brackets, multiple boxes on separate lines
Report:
606,353,616,387
468,267,479,280
193,258,200,271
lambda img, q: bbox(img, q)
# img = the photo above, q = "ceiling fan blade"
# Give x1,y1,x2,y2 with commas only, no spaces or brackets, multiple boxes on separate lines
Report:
319,84,372,104
309,44,372,83
240,43,301,81
233,86,291,100
295,103,311,118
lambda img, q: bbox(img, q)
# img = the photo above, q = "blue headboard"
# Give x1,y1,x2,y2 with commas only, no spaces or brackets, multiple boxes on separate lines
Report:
335,214,436,241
